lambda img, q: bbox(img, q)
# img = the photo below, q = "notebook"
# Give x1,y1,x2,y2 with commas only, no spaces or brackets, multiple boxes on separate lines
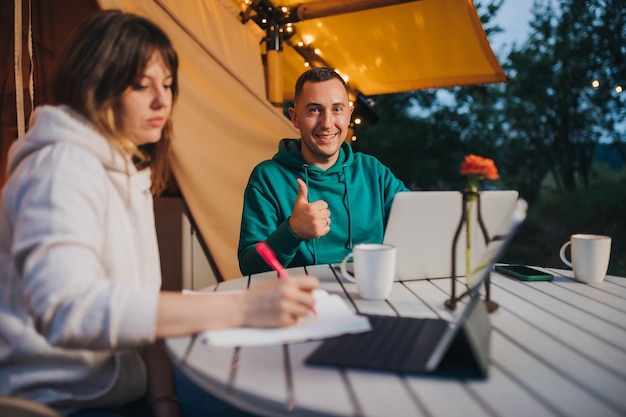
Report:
305,199,527,378
198,289,371,348
383,190,519,280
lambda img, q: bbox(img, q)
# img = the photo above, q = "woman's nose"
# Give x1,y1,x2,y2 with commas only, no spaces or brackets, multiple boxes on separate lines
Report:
152,86,171,109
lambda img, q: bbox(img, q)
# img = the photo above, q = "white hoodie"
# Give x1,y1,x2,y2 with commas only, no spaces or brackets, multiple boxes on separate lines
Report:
0,106,161,412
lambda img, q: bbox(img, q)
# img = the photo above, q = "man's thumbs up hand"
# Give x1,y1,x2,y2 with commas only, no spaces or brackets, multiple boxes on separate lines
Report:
289,178,331,240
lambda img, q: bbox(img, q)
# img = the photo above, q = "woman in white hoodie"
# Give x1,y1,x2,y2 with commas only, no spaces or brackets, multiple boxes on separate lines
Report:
0,9,318,417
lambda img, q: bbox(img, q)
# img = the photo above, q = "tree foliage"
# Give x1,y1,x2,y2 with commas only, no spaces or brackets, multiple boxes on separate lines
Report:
503,0,626,199
353,0,626,205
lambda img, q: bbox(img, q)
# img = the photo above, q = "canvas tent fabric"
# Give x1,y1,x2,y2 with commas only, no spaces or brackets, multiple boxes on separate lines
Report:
96,0,506,280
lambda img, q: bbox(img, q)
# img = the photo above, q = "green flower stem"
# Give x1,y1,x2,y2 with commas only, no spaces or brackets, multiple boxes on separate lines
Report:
466,198,473,281
464,176,479,281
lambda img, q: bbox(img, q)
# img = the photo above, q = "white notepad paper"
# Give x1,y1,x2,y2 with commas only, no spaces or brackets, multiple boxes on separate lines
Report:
199,290,371,348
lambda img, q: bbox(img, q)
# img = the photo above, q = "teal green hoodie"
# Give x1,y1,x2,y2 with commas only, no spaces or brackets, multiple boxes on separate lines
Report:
238,138,409,275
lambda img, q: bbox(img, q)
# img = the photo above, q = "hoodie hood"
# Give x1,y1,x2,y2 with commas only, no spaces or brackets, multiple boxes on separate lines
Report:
273,138,355,177
7,105,133,177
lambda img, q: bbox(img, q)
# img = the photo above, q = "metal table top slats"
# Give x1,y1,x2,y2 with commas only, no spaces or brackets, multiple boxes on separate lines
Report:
166,264,626,417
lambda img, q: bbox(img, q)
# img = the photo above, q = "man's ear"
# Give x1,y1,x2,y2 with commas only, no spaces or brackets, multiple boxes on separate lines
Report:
288,106,299,128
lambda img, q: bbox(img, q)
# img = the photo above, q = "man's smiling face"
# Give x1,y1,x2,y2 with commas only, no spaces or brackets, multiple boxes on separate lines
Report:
289,78,354,170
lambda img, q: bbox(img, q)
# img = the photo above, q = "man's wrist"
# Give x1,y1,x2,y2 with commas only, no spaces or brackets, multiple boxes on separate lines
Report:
286,216,304,240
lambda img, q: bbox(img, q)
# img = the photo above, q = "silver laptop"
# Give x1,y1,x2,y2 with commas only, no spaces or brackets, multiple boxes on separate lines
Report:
306,199,528,378
383,190,519,280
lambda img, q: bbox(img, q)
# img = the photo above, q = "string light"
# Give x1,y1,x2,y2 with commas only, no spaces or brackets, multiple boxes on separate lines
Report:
591,79,623,93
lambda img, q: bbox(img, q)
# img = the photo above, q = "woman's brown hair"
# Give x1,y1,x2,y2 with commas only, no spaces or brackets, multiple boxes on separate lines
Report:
52,10,179,195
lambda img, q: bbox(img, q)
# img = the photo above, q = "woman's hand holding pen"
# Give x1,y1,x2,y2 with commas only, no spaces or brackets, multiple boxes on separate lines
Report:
240,276,319,327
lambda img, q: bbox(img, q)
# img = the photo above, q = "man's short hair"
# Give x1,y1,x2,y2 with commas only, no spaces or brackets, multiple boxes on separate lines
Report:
294,67,349,101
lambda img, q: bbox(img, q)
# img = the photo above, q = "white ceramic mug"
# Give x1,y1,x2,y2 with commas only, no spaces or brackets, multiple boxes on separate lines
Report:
340,243,396,300
559,234,611,283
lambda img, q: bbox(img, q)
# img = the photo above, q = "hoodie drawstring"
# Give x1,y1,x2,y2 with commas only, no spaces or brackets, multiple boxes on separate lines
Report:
302,164,318,265
342,165,353,250
301,163,353,260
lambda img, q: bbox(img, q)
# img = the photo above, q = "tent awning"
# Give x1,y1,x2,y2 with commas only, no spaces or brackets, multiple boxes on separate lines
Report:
239,0,508,101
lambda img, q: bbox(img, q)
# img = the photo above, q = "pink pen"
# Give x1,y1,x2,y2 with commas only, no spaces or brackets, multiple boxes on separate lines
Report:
255,242,316,314
255,242,288,278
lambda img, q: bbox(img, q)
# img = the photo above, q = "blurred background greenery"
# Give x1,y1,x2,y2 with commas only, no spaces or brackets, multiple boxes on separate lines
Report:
349,0,626,276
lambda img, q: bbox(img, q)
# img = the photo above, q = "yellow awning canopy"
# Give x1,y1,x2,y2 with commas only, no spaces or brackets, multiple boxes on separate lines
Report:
240,0,508,101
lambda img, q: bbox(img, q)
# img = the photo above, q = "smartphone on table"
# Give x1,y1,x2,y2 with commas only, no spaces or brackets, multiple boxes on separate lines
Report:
494,264,553,281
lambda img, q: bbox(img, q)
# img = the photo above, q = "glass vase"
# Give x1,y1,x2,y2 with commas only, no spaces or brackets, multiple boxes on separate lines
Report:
445,189,499,313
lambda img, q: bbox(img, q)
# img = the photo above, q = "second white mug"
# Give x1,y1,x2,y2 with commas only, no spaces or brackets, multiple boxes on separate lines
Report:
559,234,611,283
340,243,396,300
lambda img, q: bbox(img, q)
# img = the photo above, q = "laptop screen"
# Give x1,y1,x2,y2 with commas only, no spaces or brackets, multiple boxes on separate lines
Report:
383,190,520,280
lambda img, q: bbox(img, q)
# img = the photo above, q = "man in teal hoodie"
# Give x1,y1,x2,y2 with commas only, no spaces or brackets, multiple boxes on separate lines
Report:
238,67,409,275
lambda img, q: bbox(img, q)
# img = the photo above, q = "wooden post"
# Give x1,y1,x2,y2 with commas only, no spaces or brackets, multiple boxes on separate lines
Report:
266,22,284,107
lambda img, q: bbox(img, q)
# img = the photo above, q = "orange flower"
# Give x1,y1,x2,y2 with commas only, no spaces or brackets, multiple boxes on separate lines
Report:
460,154,499,181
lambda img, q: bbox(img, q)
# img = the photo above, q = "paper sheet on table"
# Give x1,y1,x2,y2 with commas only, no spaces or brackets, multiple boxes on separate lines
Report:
199,290,371,348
